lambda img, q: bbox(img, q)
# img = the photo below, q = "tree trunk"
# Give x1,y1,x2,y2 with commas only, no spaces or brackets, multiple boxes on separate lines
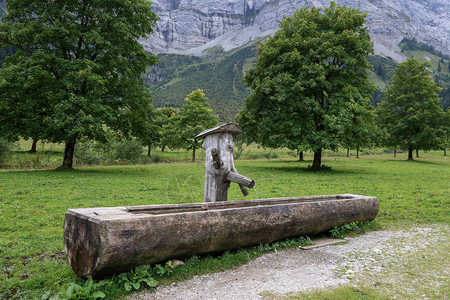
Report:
415,149,419,158
394,150,397,157
346,148,350,157
312,149,322,168
356,147,360,158
29,139,38,153
444,148,447,156
161,145,165,152
62,141,76,168
192,145,196,162
147,146,151,157
408,147,414,160
299,151,304,161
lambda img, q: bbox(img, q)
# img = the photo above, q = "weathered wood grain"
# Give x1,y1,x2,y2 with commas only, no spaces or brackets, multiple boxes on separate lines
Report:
64,194,379,279
201,128,254,202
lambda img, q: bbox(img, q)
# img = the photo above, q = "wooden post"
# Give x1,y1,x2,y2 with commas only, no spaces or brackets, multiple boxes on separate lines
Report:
196,123,254,202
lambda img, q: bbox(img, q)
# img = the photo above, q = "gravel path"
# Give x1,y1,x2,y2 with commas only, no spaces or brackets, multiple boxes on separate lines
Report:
129,225,448,299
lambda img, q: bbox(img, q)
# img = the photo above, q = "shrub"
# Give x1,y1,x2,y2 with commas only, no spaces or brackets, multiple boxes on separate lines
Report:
115,265,157,292
151,154,162,163
233,141,245,159
30,151,51,168
75,143,107,165
329,221,380,238
0,139,12,166
114,139,143,163
263,151,279,159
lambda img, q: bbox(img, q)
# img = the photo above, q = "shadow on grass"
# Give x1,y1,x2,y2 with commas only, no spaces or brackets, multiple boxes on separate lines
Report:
245,165,361,175
13,150,63,155
240,159,310,164
383,159,443,165
1,165,164,176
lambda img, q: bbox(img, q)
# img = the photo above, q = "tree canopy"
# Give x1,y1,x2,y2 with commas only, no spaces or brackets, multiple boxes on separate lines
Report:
0,0,159,167
162,89,217,161
377,58,446,160
238,2,375,168
139,106,178,156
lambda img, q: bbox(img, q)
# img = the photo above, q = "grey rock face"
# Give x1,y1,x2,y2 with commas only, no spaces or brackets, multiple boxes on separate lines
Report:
141,0,450,61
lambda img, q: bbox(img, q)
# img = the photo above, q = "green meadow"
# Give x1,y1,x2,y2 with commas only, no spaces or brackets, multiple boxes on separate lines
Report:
0,150,449,298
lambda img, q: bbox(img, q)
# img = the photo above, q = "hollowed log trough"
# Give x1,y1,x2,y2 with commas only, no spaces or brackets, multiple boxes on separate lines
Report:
64,194,379,279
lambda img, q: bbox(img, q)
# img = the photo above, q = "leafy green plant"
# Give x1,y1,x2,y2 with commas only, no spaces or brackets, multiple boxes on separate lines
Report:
330,222,359,239
42,278,109,300
154,261,174,277
329,221,380,239
115,265,157,292
186,255,200,264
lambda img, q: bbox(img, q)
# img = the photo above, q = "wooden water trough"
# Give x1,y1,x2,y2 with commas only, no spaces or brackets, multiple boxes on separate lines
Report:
64,194,379,279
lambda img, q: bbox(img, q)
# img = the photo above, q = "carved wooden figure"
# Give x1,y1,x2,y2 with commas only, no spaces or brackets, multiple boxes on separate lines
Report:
195,123,254,202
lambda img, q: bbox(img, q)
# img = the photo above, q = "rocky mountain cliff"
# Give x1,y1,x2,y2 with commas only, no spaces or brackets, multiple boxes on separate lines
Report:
1,0,448,60
142,0,450,61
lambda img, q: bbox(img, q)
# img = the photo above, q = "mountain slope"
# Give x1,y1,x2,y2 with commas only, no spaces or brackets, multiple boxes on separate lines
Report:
147,45,257,121
148,41,450,120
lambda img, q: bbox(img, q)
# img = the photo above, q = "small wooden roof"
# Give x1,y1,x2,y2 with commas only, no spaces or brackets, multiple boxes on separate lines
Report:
195,123,242,139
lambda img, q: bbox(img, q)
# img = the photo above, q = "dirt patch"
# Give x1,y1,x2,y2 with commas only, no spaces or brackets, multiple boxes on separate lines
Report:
129,225,449,299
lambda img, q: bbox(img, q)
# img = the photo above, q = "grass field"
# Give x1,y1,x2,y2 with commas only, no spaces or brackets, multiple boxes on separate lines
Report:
0,151,449,299
3,139,400,169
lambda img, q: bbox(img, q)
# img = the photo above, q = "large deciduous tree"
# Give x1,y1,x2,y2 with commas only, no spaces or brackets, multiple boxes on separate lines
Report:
163,89,217,162
238,2,375,168
0,0,158,168
0,52,49,148
377,58,446,160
